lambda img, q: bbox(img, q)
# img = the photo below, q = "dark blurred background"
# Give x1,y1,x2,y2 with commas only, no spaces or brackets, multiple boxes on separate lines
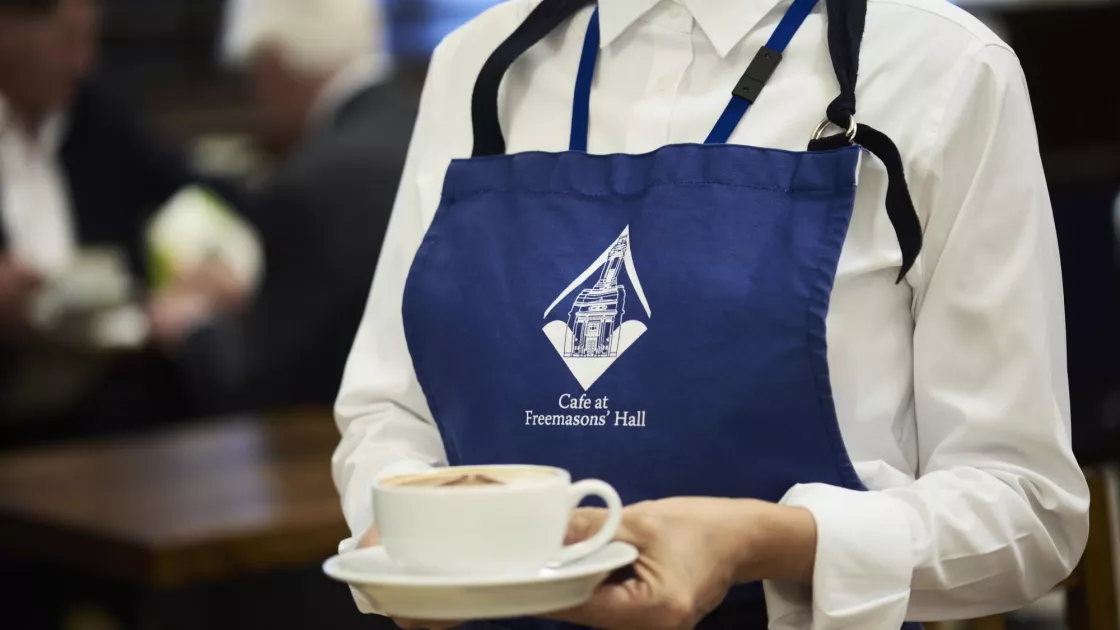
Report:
0,1,1118,630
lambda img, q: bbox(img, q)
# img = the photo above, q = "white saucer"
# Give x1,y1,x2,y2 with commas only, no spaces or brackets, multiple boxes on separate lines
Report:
322,542,638,621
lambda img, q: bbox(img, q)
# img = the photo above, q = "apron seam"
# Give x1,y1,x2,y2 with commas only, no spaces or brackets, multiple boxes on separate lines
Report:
804,183,866,492
401,204,462,465
442,180,850,203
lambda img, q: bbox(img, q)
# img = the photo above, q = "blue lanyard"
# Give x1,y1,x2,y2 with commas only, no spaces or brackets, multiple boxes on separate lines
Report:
569,0,820,151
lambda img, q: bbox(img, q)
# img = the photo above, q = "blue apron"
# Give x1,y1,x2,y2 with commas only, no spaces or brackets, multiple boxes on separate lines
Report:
402,0,924,627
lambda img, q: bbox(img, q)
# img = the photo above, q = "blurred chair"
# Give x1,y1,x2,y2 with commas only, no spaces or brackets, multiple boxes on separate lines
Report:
1065,466,1119,630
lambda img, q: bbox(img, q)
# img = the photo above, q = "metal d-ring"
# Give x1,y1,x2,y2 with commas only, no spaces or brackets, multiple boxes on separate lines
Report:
812,116,858,142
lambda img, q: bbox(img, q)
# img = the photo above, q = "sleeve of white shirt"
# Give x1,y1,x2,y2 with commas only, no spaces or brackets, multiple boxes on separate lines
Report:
764,45,1090,628
331,36,461,556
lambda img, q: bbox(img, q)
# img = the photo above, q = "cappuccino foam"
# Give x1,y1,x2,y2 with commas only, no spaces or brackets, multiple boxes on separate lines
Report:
382,466,560,489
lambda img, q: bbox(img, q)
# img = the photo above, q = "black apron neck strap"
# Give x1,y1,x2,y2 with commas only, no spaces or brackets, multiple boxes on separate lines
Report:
809,0,923,283
472,0,595,157
822,0,862,127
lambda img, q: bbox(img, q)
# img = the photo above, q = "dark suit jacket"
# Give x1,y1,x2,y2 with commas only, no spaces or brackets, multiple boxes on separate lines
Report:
179,79,418,413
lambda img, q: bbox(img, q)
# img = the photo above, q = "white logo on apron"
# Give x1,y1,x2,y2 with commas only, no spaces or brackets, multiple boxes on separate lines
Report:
542,226,651,390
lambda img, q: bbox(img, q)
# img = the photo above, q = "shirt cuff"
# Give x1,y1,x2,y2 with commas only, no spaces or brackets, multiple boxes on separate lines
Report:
763,483,914,629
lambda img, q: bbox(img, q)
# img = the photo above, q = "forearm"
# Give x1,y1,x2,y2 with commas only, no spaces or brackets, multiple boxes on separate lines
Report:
723,500,817,585
332,403,447,536
765,473,1086,626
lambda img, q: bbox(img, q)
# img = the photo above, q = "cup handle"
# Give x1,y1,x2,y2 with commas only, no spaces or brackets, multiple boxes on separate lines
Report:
551,479,623,567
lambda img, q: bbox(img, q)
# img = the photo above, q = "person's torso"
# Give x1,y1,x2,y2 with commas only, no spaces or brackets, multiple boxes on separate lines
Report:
394,0,1009,495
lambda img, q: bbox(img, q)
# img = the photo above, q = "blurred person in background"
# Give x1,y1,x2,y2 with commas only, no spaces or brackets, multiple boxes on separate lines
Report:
0,0,232,449
147,0,417,414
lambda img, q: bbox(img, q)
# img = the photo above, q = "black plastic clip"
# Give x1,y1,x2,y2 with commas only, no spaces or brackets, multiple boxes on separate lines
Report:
731,46,783,103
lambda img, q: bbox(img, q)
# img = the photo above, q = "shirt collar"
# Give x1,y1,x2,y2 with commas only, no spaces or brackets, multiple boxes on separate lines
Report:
598,0,785,58
0,91,66,155
0,91,12,138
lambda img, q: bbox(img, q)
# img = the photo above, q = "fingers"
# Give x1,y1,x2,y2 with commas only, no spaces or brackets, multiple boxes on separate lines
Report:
554,577,704,630
547,581,651,629
15,267,43,289
393,620,460,630
356,524,381,549
565,507,610,544
1,259,43,289
6,256,42,279
566,506,655,551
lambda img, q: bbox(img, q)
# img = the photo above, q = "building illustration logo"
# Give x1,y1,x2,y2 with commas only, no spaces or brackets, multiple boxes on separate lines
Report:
542,227,651,390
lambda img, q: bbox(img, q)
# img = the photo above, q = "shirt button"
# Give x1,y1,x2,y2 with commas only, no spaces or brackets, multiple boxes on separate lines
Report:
667,4,685,20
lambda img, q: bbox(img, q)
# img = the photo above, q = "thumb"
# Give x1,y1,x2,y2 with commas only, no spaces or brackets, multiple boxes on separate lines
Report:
393,620,461,630
7,259,42,287
19,269,44,289
565,507,610,545
357,525,381,549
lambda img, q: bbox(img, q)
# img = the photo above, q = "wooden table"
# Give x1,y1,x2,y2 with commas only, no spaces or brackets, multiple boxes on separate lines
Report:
0,410,349,592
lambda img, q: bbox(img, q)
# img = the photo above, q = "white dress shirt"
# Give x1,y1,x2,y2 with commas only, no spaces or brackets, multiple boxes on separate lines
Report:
0,96,76,277
332,0,1091,627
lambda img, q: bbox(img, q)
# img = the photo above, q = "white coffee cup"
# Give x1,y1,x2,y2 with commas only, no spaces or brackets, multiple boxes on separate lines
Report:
372,465,623,577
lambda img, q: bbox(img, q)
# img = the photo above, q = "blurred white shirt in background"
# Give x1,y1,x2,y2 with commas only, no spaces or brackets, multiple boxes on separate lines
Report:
0,96,75,277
